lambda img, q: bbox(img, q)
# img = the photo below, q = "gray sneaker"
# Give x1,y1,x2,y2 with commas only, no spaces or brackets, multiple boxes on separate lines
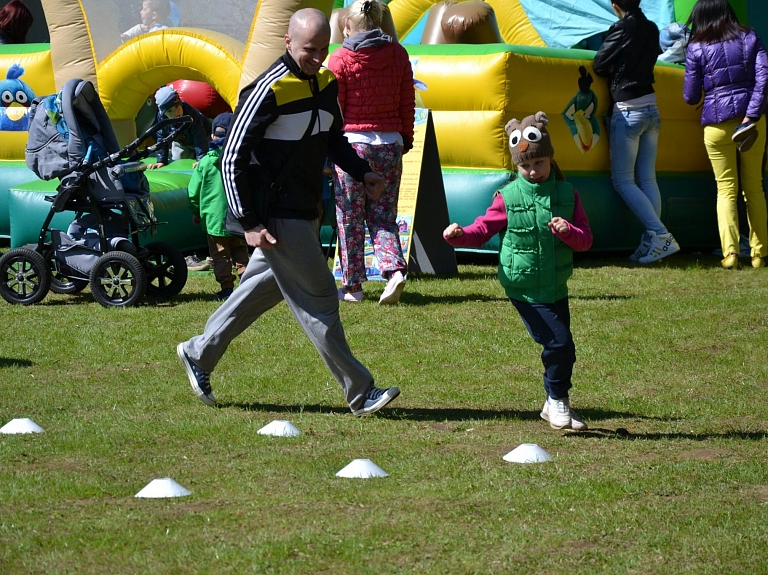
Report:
176,343,216,406
638,231,680,264
628,231,652,262
351,385,400,416
541,397,588,431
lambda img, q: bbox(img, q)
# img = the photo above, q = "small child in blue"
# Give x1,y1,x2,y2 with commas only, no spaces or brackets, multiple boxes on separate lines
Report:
443,111,593,431
187,112,249,300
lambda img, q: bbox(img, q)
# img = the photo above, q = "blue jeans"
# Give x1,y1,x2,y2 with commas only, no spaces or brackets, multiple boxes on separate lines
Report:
609,106,667,235
510,297,575,400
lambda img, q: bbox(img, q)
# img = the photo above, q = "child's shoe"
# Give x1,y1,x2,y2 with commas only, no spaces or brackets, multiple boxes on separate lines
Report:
338,288,363,303
752,256,765,269
541,397,588,431
379,270,405,305
216,287,234,300
637,231,680,264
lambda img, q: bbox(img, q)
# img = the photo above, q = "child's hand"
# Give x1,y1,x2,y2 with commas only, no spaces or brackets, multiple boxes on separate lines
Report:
443,223,464,239
548,217,569,234
193,161,199,168
192,215,201,225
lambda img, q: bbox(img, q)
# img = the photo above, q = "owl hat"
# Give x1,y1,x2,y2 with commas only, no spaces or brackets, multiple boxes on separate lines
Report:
505,111,555,166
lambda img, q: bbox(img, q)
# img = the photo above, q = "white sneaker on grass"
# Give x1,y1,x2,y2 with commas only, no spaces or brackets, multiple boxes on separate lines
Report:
541,397,588,431
379,271,405,305
351,385,400,416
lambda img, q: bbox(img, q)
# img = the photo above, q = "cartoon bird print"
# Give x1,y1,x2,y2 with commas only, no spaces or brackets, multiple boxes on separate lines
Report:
0,64,36,131
562,66,600,154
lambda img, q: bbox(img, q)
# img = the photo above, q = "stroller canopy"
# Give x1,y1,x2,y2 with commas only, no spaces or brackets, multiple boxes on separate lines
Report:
26,78,121,181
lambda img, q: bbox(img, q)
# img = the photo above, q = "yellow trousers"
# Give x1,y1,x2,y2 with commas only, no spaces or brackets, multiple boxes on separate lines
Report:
703,117,768,258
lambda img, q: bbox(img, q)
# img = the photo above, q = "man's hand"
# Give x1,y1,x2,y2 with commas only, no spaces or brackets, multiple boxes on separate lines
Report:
363,172,385,200
244,225,278,249
192,215,201,225
146,162,165,170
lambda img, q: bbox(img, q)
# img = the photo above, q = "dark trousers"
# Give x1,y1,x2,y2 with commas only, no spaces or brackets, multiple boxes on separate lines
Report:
510,297,576,400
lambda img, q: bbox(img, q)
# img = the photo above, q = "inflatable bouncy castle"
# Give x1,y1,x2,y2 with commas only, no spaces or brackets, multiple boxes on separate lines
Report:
0,0,765,254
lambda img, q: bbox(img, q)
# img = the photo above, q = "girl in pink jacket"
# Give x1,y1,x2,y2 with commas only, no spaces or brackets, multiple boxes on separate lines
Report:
328,0,415,305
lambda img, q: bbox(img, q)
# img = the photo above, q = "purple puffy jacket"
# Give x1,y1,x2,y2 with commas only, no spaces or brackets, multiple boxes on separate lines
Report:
683,29,768,126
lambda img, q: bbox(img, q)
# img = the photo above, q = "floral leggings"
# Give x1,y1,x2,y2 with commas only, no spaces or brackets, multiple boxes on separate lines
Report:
334,142,407,292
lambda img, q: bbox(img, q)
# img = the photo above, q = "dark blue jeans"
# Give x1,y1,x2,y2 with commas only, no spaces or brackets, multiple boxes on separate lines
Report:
511,297,575,400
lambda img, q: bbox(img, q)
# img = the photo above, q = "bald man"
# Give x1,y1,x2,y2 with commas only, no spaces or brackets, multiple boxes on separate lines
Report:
177,9,400,416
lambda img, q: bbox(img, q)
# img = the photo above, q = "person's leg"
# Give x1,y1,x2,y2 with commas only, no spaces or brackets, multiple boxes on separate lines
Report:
364,143,407,276
610,110,667,234
510,298,575,400
634,106,662,218
228,236,250,279
704,119,740,258
263,219,377,411
511,297,586,430
738,116,768,259
207,235,236,291
334,148,368,294
183,246,284,372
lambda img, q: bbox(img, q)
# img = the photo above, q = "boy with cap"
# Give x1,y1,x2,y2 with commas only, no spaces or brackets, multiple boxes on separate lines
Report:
147,85,211,170
443,111,593,431
149,85,214,270
187,112,249,300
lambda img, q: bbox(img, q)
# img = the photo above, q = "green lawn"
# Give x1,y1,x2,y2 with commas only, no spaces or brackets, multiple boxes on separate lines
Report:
1,251,766,574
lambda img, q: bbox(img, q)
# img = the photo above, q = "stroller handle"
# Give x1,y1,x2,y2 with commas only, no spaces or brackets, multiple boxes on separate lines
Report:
61,115,195,180
109,161,147,178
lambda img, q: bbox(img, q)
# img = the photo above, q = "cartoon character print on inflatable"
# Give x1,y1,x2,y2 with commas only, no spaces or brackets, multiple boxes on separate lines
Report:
562,66,600,154
0,63,35,131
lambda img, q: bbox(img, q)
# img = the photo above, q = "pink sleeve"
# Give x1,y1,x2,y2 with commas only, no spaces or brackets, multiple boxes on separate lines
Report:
444,193,507,248
552,189,593,252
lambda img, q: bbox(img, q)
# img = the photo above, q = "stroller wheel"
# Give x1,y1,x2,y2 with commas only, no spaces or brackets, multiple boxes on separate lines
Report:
44,249,89,295
89,251,146,308
0,248,51,305
143,241,188,299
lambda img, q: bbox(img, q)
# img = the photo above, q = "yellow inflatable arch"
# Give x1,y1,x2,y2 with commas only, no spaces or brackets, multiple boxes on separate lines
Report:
39,0,333,144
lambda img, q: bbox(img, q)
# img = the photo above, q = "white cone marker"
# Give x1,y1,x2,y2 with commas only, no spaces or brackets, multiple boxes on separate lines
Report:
134,477,191,498
257,420,301,437
336,458,389,478
0,418,44,434
503,443,553,463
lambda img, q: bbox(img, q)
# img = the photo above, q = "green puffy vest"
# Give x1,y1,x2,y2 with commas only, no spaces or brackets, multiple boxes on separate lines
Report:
498,172,575,303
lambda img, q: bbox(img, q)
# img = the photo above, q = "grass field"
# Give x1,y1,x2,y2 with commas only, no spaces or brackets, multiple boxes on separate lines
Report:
1,250,767,574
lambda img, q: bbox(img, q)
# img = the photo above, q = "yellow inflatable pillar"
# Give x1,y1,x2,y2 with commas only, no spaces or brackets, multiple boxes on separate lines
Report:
40,0,98,89
239,0,334,93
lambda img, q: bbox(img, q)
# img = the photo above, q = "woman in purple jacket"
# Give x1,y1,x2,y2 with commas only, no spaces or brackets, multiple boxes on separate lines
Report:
683,0,768,269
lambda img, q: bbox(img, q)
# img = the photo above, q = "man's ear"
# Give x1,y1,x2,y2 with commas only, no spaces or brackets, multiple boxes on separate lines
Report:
284,34,291,52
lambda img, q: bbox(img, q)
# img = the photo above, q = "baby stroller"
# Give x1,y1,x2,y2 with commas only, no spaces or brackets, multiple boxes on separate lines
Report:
0,78,192,308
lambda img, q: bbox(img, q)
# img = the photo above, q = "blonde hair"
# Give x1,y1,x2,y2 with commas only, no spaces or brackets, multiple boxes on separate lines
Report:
345,0,383,34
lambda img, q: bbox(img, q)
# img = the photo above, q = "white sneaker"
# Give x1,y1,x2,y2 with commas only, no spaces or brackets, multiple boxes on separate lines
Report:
338,288,363,303
379,271,405,305
541,397,588,431
351,386,400,416
638,231,680,264
628,232,651,262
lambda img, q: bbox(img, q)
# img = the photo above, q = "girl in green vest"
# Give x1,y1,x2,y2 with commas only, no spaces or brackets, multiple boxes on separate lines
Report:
443,112,593,431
